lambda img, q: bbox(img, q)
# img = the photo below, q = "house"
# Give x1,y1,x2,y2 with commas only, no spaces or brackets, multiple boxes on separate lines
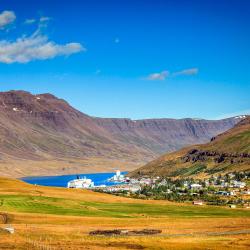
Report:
193,200,203,205
190,183,202,189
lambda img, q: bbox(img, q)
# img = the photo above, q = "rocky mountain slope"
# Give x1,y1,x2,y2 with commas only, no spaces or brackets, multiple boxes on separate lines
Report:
129,116,250,178
0,90,243,177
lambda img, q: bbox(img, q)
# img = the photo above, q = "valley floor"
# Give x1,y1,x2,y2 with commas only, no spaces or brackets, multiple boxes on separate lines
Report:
0,177,250,249
0,157,141,178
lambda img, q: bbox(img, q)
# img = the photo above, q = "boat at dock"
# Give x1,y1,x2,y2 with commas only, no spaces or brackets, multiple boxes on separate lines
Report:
67,176,94,189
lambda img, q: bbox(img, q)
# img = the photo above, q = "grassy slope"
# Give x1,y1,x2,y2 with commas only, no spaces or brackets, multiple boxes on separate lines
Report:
203,117,250,154
1,177,250,249
1,178,249,218
130,117,250,178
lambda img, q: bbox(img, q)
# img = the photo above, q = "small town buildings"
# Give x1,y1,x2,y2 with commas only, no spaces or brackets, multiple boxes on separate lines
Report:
104,184,141,193
139,178,152,186
232,181,246,188
216,191,235,196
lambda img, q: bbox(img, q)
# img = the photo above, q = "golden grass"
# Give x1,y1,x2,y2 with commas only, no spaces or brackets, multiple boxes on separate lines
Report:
1,216,250,250
1,177,250,249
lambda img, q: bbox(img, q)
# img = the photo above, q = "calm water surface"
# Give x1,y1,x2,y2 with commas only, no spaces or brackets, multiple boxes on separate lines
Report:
21,172,128,188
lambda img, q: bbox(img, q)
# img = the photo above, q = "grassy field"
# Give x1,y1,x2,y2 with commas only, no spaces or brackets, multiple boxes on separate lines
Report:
0,177,250,249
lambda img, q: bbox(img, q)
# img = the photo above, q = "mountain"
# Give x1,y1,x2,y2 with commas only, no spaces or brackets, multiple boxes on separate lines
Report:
129,116,250,178
0,90,243,177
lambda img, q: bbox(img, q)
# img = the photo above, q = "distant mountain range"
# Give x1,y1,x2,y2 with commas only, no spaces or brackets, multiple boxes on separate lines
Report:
0,90,244,177
129,116,250,178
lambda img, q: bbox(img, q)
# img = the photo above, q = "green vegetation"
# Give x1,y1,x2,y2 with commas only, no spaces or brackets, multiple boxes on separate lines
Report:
0,193,250,219
221,131,250,153
171,164,207,177
205,165,229,174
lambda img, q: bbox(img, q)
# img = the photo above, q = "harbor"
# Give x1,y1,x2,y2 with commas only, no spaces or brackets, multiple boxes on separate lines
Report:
21,171,128,188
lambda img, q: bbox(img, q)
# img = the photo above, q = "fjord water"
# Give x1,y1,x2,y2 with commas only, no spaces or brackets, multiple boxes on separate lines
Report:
21,172,128,187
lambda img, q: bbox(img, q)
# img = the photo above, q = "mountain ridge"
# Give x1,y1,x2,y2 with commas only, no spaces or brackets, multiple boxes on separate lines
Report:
0,90,244,177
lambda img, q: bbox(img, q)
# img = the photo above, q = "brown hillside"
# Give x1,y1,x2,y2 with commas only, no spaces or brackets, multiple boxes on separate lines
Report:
0,90,243,177
129,116,250,178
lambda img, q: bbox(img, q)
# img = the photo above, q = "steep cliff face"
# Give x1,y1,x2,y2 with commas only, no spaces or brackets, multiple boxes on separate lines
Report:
94,117,242,154
0,90,244,176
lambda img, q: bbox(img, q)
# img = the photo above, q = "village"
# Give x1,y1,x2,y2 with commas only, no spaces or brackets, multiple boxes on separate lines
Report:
94,171,250,208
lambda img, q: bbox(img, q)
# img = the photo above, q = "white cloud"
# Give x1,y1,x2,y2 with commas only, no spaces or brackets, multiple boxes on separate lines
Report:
0,11,84,63
0,10,16,29
173,68,198,76
146,70,169,81
145,68,199,81
0,33,85,64
24,19,36,25
40,16,50,22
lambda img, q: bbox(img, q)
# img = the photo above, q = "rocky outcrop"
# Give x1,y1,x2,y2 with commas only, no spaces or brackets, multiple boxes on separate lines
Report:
182,149,250,164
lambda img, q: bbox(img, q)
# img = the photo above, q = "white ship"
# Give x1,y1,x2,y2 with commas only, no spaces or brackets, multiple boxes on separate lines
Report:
108,170,127,183
67,176,94,189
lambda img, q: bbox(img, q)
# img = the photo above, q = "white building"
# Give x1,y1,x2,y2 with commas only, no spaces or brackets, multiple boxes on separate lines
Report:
108,170,126,182
190,183,202,189
233,181,246,188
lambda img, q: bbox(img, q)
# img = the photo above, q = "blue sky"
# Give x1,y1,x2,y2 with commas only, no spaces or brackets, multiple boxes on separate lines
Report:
0,0,249,119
